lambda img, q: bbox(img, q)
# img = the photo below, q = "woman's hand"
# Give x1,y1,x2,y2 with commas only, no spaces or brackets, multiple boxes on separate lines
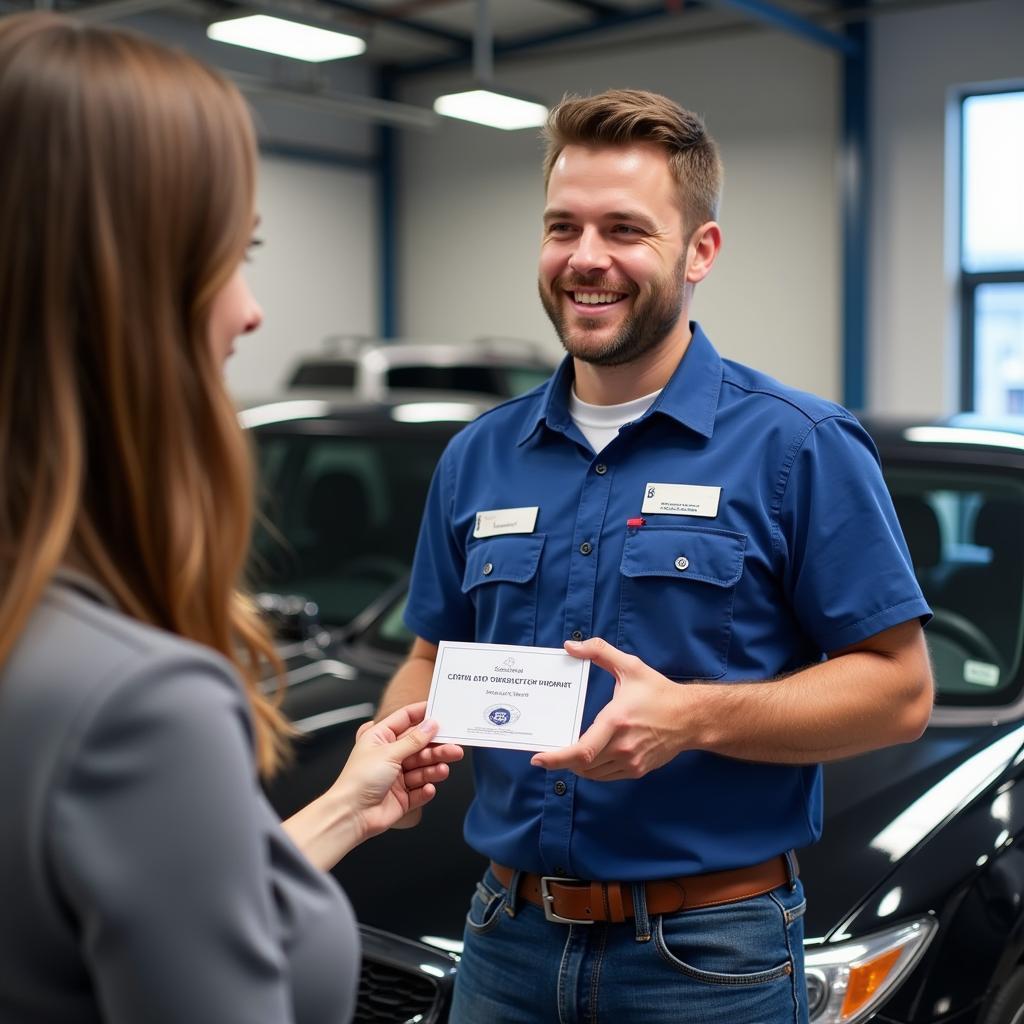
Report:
284,700,468,868
338,701,464,840
282,701,463,869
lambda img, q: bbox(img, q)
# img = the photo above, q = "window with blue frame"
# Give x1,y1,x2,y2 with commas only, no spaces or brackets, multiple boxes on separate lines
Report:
960,89,1024,413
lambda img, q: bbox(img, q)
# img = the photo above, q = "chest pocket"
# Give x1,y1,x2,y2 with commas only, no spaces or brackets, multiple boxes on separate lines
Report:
462,534,545,646
617,525,746,680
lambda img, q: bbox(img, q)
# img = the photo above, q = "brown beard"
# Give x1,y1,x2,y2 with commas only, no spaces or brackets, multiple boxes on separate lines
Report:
538,255,687,367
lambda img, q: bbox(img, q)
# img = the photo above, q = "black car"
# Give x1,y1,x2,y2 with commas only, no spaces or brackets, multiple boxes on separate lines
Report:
243,394,487,1020
250,406,1024,1024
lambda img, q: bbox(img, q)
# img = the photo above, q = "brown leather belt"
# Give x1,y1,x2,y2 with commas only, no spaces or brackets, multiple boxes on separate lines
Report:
490,854,795,925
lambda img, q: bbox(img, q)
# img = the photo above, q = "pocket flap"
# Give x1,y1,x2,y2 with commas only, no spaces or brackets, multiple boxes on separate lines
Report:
620,526,745,587
462,534,546,594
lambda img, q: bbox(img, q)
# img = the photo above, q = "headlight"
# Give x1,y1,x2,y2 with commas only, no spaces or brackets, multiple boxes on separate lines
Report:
804,918,937,1023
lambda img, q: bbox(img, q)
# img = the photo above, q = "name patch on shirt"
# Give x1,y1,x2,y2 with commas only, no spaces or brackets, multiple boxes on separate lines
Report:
473,506,539,538
641,483,721,518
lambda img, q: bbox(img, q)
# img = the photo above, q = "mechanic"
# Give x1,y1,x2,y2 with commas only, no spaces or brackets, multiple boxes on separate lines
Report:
378,88,934,1023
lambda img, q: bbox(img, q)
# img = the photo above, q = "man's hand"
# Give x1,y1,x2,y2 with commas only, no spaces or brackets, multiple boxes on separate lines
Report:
530,638,688,781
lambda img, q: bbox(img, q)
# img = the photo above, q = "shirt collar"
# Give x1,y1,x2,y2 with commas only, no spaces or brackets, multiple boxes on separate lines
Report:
517,321,723,446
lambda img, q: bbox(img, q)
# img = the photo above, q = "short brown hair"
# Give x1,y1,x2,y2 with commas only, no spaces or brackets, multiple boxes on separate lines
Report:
542,89,722,232
0,13,291,775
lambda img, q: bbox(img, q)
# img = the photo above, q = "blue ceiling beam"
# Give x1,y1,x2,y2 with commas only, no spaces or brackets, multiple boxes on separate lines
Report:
840,16,870,409
709,0,860,56
321,0,473,49
394,3,700,77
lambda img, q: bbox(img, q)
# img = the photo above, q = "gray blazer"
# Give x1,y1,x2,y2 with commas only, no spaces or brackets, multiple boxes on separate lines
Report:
0,575,358,1023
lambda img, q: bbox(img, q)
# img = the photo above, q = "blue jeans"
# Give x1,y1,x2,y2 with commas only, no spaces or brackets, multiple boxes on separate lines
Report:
449,866,809,1024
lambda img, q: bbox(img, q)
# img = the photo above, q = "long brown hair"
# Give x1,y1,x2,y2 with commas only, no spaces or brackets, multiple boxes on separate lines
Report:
0,12,291,775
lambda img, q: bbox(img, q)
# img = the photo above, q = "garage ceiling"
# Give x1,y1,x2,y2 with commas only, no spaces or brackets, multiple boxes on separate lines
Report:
3,0,986,76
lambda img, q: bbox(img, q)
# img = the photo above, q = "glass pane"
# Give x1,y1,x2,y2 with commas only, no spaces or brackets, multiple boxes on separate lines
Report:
973,282,1024,416
250,431,446,625
504,367,555,395
962,91,1024,272
887,468,1024,706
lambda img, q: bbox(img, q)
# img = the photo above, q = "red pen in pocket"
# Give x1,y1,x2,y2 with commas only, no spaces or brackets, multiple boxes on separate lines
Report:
626,516,646,528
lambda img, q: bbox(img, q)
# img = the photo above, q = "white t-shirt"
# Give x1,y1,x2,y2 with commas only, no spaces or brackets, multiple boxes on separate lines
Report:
568,387,663,453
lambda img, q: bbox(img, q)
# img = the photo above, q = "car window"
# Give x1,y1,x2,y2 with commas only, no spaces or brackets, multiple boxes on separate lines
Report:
250,430,446,626
288,361,357,388
887,467,1024,706
502,367,553,395
361,592,415,655
384,364,552,397
385,365,507,395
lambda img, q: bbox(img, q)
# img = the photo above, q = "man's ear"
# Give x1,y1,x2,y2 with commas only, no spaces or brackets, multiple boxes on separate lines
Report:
685,221,722,284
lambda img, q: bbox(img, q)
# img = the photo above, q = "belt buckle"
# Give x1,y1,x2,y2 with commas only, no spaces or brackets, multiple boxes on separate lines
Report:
539,876,594,925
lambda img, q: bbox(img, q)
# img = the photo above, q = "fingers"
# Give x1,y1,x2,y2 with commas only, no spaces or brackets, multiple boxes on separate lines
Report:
402,761,450,789
564,637,634,679
387,718,440,761
401,742,464,771
371,701,428,739
405,783,437,813
530,717,615,772
389,807,423,830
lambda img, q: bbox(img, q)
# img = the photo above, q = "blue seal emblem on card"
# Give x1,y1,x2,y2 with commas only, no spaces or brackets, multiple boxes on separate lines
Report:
484,704,521,727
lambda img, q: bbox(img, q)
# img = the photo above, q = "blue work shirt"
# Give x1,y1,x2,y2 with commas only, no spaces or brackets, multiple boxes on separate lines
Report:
404,324,930,880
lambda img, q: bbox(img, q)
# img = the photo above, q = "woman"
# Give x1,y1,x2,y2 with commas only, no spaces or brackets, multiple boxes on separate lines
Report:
0,13,460,1023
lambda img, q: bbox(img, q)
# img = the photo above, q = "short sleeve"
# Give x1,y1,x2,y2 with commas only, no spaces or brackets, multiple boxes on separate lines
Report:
403,443,475,643
777,414,931,652
48,656,295,1024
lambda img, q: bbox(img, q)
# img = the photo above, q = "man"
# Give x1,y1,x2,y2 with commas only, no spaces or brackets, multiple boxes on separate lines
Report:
382,89,933,1023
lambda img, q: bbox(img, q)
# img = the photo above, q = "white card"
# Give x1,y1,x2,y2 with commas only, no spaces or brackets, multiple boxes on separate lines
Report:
641,483,721,518
426,641,590,752
473,506,539,538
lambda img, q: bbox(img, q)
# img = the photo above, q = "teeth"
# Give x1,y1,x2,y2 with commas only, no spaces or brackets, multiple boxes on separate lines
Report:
573,292,622,305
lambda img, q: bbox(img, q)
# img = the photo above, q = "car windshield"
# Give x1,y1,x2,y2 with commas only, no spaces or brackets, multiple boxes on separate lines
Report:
288,362,356,388
886,466,1024,706
385,364,551,396
249,427,448,626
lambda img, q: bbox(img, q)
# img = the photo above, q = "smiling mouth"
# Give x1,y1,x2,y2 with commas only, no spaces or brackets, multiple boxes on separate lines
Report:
567,290,628,307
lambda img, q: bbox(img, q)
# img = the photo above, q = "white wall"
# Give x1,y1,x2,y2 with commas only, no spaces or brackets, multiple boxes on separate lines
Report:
224,153,378,400
869,0,1024,415
396,30,842,400
126,11,381,401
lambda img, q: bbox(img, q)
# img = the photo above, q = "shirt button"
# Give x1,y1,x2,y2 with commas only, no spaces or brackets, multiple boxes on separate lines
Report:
482,562,494,575
554,866,567,877
579,541,593,556
570,630,583,642
553,780,567,796
674,556,689,571
594,463,608,475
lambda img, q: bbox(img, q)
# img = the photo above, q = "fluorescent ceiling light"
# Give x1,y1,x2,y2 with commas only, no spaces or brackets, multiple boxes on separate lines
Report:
207,15,365,63
433,89,547,131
